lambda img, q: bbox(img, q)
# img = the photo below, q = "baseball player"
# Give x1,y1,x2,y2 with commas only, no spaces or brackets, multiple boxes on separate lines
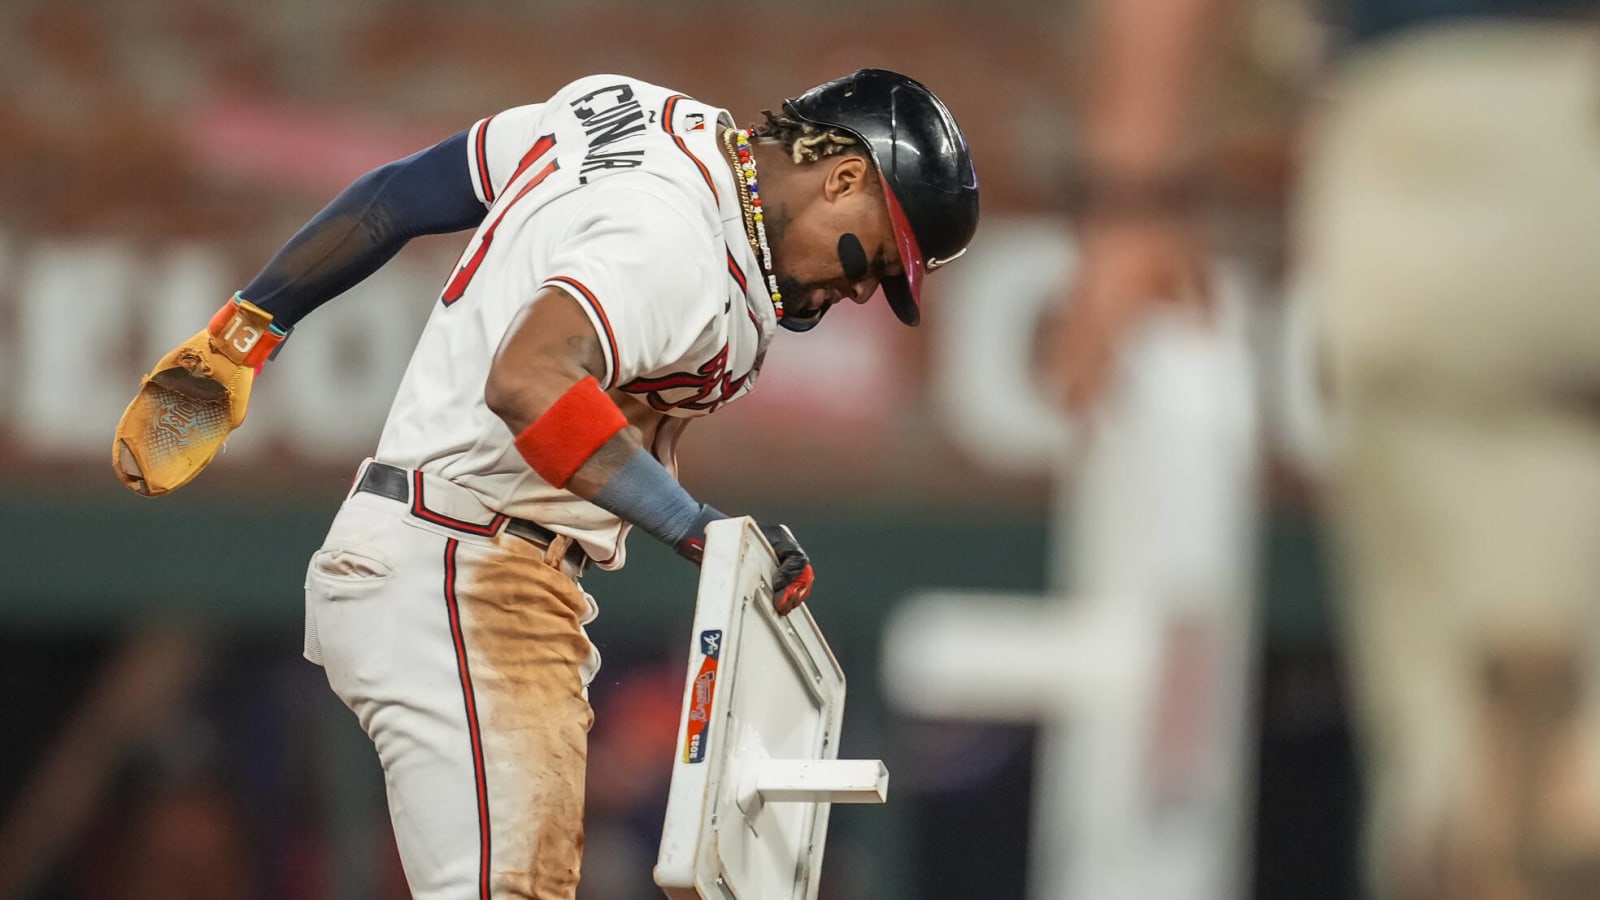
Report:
113,69,978,899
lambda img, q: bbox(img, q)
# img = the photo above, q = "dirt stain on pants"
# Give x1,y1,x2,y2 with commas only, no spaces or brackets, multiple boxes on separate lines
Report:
457,538,597,900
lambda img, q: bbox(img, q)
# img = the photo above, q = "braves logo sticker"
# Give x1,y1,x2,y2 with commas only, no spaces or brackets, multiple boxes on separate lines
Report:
683,629,722,764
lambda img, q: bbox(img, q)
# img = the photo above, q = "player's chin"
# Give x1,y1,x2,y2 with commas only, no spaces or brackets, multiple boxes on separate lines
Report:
778,306,827,333
774,280,836,332
777,298,835,333
795,295,834,317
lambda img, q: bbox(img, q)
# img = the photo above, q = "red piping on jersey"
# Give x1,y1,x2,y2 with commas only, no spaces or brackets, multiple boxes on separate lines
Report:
443,539,493,900
546,275,619,389
474,116,497,203
410,470,509,536
662,94,717,202
443,155,559,305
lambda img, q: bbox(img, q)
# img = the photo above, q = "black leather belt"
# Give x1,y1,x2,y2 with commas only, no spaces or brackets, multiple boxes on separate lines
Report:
355,461,588,575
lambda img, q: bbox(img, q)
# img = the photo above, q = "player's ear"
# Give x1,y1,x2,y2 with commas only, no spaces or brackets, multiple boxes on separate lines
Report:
823,156,870,202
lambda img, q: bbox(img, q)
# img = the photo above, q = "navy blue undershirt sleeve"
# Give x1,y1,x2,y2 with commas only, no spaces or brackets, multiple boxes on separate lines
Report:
241,128,487,328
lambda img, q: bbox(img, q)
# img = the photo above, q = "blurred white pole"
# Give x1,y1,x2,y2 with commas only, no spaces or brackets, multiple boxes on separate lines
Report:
888,225,1261,900
1045,300,1260,900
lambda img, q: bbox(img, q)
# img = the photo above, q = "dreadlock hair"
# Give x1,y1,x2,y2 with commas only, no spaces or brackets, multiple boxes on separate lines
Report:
753,110,861,165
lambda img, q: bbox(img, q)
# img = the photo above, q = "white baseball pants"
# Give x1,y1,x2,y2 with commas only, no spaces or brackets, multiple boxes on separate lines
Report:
304,460,601,899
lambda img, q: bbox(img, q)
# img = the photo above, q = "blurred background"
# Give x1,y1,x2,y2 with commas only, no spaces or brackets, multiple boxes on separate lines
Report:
0,1,1352,898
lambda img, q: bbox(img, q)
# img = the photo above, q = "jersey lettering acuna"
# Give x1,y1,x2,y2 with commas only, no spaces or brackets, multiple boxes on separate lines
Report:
374,75,777,569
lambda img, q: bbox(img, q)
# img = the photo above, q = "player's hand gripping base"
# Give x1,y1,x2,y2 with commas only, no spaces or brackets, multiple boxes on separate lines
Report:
761,523,815,615
671,514,814,615
112,295,283,496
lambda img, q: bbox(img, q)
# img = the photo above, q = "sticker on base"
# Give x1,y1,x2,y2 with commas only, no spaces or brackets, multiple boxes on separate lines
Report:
683,629,723,764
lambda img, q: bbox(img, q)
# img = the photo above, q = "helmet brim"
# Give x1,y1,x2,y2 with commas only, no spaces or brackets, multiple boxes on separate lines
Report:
880,183,923,327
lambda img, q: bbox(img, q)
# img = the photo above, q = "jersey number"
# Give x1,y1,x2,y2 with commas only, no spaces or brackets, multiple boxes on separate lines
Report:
443,136,560,306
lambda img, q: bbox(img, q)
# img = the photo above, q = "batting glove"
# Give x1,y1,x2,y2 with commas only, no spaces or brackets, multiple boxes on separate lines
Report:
759,523,814,615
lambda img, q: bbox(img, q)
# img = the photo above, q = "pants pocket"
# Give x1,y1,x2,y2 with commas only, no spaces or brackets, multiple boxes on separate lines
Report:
306,546,397,705
310,548,394,585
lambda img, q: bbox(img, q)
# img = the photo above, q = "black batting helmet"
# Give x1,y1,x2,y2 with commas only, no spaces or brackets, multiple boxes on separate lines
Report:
783,68,980,327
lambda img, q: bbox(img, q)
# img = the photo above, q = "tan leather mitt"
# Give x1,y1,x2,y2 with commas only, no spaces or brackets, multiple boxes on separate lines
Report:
113,295,284,496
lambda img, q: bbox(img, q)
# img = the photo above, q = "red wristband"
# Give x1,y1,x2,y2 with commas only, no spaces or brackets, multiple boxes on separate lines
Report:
514,376,628,488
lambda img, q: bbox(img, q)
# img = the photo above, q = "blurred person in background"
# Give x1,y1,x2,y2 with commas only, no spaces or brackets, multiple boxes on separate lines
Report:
1055,1,1600,898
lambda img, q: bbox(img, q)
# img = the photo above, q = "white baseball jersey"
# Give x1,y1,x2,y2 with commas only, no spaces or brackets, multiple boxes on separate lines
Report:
373,75,777,569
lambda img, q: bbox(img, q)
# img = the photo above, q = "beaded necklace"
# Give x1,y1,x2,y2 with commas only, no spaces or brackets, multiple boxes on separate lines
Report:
721,128,783,319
